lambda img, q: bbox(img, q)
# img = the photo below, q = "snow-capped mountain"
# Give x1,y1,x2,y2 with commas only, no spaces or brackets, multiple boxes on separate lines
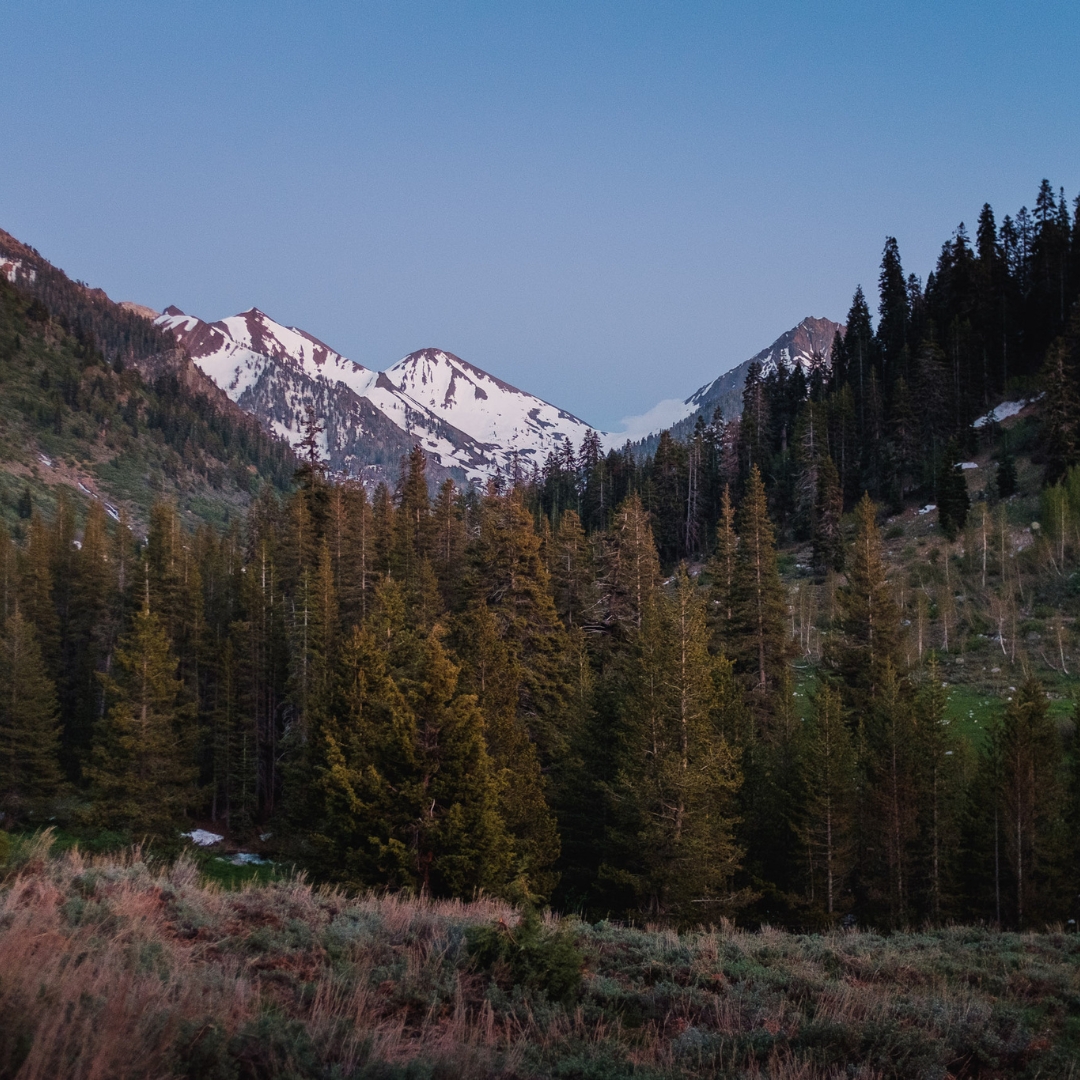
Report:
606,316,842,453
156,307,599,483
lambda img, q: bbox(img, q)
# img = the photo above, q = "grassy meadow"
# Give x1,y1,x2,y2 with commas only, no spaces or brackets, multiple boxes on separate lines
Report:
2,833,1079,1080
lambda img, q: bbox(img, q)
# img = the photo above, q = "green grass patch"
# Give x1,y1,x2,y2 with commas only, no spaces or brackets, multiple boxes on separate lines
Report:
193,852,289,890
942,683,1001,748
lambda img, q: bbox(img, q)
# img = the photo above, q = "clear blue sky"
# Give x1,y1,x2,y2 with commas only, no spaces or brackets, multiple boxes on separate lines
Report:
2,1,1078,431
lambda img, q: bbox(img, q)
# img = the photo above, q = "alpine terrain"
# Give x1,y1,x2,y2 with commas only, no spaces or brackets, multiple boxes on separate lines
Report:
616,315,842,455
156,307,600,483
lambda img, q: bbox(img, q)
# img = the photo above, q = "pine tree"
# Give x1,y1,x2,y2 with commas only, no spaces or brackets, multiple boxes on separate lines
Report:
877,237,910,387
797,682,856,919
911,659,962,922
467,487,573,762
844,285,879,443
888,376,918,503
862,662,918,927
604,493,662,635
793,401,826,539
62,500,119,777
398,629,511,896
431,477,466,601
1041,330,1080,483
327,481,369,631
453,602,560,898
649,431,686,564
936,439,971,541
730,465,789,693
312,624,411,884
551,509,597,628
829,493,901,710
737,362,769,482
370,481,395,579
87,594,197,835
995,677,1066,927
708,484,738,644
812,456,844,574
394,445,432,586
0,608,63,816
611,569,742,921
17,512,59,676
208,634,258,830
145,501,205,697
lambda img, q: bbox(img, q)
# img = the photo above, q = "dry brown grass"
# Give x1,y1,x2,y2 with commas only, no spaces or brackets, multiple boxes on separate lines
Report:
2,834,1079,1078
0,837,527,1078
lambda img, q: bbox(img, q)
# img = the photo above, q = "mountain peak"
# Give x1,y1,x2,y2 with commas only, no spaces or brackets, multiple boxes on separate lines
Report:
604,315,844,451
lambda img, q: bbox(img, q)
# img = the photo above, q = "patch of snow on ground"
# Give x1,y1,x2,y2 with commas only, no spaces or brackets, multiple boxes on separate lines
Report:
218,853,269,865
957,462,979,470
973,400,1026,428
182,829,224,846
918,504,937,515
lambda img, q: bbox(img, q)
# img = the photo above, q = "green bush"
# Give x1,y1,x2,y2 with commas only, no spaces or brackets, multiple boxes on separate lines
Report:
467,906,583,1005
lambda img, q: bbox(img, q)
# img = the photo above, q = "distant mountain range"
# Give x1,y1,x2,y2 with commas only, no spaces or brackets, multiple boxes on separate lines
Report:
156,307,597,484
2,223,843,487
155,305,843,479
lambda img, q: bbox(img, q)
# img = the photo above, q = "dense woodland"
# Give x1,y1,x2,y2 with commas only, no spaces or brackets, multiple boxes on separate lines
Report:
3,181,1080,932
542,178,1080,565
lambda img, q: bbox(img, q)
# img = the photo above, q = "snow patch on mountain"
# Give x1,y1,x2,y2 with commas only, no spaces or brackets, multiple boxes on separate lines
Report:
156,308,602,482
385,348,596,465
1,257,35,284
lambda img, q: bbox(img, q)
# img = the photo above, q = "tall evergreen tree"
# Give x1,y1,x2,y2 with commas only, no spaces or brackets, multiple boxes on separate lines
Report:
467,487,573,762
551,509,597,629
828,493,901,711
708,484,738,651
730,465,789,694
453,602,559,898
877,237,910,387
17,512,59,676
936,439,971,541
603,493,662,635
87,593,197,835
995,677,1066,927
862,662,918,927
0,607,63,816
812,456,844,574
1040,325,1080,483
397,629,511,896
797,682,856,919
609,570,742,921
61,500,118,775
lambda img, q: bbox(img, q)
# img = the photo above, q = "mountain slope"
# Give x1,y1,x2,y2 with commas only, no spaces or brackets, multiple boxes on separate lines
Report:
157,308,599,482
0,230,296,531
615,316,842,456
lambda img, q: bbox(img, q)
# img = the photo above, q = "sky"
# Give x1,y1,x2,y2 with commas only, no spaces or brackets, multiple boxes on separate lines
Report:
2,1,1079,433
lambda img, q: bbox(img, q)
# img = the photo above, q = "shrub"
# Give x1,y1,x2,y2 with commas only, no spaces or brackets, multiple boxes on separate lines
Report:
467,906,583,1005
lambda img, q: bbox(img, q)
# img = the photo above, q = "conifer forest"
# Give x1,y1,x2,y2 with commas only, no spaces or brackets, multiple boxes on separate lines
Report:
4,178,1080,941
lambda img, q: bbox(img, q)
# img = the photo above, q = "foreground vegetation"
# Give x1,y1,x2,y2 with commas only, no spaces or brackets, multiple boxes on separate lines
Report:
2,836,1079,1080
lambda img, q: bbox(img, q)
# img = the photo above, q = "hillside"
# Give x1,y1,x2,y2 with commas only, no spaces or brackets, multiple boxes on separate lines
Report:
0,232,296,532
3,837,1079,1080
